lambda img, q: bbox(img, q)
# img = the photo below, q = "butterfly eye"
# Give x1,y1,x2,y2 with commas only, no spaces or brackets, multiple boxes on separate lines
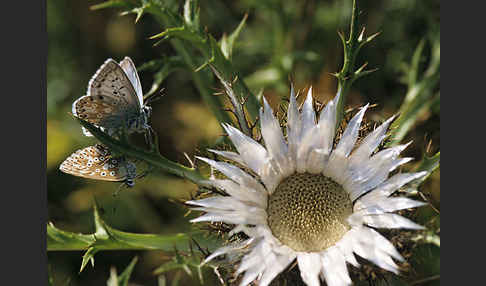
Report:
87,162,92,167
143,106,152,118
109,171,116,176
93,158,99,162
95,169,100,173
101,172,107,176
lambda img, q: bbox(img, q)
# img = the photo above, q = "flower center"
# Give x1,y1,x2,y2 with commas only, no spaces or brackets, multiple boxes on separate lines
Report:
267,173,352,252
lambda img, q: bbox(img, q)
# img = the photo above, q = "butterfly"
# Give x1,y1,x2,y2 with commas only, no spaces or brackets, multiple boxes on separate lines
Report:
59,144,137,187
72,57,152,138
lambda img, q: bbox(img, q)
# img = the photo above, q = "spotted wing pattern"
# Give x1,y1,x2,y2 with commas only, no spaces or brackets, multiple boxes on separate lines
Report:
59,144,136,185
87,58,140,108
72,58,144,136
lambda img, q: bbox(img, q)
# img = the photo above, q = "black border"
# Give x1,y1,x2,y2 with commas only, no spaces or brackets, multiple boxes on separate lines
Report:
4,0,47,285
42,0,48,284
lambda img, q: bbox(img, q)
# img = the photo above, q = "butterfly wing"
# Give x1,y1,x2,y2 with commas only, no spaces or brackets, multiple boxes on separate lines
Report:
87,58,140,108
73,58,143,134
71,96,102,137
72,93,140,135
72,93,122,126
119,57,144,107
59,144,129,182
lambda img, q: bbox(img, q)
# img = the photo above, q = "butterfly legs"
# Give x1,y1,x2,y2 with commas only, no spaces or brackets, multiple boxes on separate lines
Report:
144,125,160,153
113,182,127,197
111,160,153,197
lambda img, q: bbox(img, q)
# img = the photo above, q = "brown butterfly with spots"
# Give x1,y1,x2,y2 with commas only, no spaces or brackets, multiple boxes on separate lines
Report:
59,144,137,187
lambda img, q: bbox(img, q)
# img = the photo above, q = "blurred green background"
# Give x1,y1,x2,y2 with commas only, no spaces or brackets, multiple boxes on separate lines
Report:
47,0,439,285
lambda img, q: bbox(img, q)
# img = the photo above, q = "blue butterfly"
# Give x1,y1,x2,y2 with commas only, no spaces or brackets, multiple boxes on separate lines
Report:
72,57,151,138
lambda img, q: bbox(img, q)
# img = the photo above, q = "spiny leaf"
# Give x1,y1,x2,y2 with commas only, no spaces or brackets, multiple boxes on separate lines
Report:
48,204,219,273
47,222,95,250
139,57,185,98
409,38,426,87
121,6,148,23
118,256,139,286
183,0,200,31
150,26,204,46
220,14,248,60
152,251,217,285
364,31,381,44
414,152,440,181
93,202,108,237
153,254,203,276
388,35,440,145
210,64,251,136
80,247,99,273
387,88,439,146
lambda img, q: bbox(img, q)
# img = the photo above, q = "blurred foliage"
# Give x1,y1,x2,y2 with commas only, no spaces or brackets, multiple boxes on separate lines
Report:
106,256,139,286
47,0,439,285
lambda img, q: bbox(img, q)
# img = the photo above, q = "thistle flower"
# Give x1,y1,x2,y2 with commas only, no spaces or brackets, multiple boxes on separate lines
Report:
187,87,427,286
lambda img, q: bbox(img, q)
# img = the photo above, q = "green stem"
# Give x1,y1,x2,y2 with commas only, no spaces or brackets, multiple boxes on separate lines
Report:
387,36,440,146
48,224,196,251
149,8,233,126
388,82,438,146
147,5,261,125
78,118,208,185
335,0,363,129
47,205,217,252
210,65,252,136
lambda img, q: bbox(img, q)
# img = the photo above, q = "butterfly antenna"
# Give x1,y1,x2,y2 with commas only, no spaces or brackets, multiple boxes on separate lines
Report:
144,88,165,105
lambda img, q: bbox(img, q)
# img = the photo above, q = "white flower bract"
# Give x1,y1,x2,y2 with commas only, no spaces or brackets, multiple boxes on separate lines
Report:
187,87,427,286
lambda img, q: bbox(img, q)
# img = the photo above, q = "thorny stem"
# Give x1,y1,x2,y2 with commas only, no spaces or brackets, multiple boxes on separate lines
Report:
78,118,208,185
210,64,251,137
47,205,213,252
334,0,378,130
335,0,358,128
48,224,198,251
151,9,233,126
146,3,260,125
